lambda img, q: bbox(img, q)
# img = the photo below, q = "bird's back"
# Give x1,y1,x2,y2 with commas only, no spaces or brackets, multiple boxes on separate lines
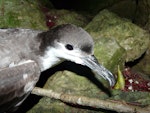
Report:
0,28,41,68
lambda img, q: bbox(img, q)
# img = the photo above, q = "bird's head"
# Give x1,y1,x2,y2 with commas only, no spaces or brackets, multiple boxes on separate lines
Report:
38,24,116,86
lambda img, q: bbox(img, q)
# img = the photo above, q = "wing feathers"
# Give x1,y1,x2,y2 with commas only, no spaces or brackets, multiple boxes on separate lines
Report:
0,60,40,112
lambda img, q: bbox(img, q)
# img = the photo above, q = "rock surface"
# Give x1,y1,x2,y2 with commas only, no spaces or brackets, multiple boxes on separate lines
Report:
85,10,150,62
0,0,48,30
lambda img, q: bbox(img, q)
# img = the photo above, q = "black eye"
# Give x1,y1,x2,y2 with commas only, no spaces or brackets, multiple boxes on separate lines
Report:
65,44,73,50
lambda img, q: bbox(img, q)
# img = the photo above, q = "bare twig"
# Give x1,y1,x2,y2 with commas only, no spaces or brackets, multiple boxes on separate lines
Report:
32,87,150,113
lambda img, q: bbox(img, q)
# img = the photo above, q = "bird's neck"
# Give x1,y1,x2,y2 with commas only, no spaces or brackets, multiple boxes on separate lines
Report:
28,33,61,72
37,47,62,72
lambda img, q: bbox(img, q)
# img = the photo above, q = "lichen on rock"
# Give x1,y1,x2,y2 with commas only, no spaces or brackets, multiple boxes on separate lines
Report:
85,10,150,62
0,0,48,30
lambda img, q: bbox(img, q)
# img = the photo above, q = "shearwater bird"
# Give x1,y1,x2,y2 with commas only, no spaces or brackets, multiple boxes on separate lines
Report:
0,24,115,112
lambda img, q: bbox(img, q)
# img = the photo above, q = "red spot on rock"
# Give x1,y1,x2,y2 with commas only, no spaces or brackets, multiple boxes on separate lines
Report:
40,6,57,28
122,67,150,92
45,14,57,28
46,20,55,28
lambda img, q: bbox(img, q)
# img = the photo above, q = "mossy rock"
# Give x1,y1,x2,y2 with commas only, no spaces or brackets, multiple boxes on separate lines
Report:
85,10,150,62
94,37,125,73
47,9,90,28
0,0,48,30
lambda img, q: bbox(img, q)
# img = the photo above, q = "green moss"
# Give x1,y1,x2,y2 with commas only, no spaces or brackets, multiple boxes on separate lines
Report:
44,70,109,98
94,37,125,72
0,0,48,30
86,10,150,62
0,12,20,27
111,90,150,106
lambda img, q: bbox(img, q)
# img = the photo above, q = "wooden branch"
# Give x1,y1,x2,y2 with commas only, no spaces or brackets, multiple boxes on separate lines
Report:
32,87,150,113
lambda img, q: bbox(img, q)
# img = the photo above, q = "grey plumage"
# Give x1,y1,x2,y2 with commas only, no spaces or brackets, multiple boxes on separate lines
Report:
0,28,42,68
38,24,94,54
0,24,115,112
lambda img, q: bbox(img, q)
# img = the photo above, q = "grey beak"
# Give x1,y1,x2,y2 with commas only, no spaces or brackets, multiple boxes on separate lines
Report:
82,55,116,86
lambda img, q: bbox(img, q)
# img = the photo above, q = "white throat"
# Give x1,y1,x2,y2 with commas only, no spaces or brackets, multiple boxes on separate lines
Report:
39,47,61,71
